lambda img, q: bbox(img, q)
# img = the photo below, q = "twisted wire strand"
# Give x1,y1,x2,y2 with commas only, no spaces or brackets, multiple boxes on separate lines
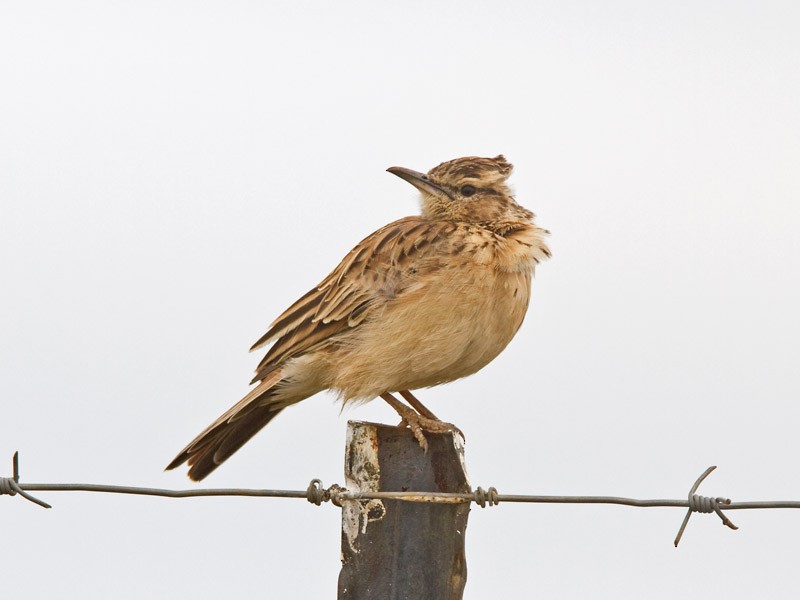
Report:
474,486,500,508
0,476,15,496
0,452,52,509
673,466,738,547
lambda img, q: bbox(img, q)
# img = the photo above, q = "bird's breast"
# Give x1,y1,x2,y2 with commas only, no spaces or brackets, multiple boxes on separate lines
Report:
330,249,535,399
323,220,549,400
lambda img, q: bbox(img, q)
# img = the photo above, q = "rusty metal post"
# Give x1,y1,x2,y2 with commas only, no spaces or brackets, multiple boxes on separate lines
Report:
337,420,471,600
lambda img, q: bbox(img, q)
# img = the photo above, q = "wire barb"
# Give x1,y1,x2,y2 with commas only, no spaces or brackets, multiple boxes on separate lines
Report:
305,478,326,505
0,452,52,509
305,479,347,507
474,486,499,508
674,466,737,547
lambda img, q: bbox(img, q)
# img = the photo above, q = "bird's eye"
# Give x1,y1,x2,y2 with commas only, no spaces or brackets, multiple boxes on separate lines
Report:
460,185,476,197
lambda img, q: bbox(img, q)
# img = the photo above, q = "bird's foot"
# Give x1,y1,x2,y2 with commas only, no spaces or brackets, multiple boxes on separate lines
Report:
395,409,463,453
380,391,463,452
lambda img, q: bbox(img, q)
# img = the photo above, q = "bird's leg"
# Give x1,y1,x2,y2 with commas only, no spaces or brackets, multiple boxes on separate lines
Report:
380,392,462,453
381,392,422,434
399,390,464,440
398,390,439,420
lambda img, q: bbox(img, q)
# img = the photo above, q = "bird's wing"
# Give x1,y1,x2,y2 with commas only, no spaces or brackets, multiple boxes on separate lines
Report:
249,216,455,382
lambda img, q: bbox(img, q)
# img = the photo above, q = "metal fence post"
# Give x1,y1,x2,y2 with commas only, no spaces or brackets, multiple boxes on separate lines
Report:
337,420,471,599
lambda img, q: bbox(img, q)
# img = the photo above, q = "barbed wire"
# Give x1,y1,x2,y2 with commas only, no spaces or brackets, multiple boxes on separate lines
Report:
3,452,799,546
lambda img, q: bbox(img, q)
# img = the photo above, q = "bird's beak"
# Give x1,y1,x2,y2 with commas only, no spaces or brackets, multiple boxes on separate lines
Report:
387,166,451,200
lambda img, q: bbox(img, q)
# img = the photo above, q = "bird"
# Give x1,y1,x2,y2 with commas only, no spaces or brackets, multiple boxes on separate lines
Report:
166,155,550,481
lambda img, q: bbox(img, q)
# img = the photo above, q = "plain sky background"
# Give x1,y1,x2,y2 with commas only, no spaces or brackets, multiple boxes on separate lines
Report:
2,1,799,598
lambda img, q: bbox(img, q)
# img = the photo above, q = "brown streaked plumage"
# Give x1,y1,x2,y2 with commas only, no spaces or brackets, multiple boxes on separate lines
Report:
166,155,550,480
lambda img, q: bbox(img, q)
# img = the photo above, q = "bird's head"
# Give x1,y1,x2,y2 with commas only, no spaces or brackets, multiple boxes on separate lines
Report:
387,155,533,225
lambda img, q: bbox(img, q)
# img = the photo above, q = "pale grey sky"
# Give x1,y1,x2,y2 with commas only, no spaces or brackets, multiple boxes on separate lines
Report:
2,1,799,598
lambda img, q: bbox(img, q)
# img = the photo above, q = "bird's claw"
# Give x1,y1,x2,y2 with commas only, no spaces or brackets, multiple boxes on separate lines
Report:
396,411,462,453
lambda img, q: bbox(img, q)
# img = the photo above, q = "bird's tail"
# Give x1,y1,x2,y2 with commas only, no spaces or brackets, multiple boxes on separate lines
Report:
166,368,296,481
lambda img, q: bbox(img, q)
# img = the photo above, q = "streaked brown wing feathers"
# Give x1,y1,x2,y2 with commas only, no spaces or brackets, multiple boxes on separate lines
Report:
249,217,446,381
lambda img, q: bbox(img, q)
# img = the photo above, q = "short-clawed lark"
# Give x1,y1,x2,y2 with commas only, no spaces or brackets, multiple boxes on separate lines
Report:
167,155,550,480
